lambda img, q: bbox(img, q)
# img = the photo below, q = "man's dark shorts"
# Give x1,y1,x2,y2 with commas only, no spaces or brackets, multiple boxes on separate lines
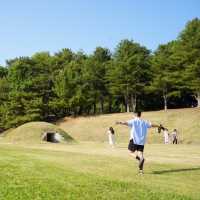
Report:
128,139,144,152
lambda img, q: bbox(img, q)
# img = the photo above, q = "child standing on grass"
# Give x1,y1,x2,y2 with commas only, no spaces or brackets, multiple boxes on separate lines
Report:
107,127,115,147
163,128,170,144
171,129,178,144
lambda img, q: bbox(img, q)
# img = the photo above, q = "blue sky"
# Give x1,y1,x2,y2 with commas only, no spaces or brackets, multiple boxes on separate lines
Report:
0,0,199,65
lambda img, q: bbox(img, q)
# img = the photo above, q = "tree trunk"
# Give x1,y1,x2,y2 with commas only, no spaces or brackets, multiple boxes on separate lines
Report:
125,95,130,112
125,83,130,112
163,94,167,111
108,97,112,113
93,103,96,114
100,98,104,113
127,102,130,112
131,94,137,112
87,108,90,115
196,92,200,107
78,106,83,115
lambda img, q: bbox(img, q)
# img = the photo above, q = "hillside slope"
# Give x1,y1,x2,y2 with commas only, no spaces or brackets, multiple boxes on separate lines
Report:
3,122,73,143
58,108,200,144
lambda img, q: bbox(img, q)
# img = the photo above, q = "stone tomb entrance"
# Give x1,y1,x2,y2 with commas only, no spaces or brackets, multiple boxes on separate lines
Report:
42,132,63,143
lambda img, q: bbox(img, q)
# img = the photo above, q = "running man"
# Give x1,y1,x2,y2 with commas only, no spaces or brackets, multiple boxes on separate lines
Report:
116,111,161,174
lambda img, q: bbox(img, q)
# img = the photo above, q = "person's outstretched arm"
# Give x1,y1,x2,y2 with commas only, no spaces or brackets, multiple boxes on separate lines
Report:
116,121,128,126
151,124,160,128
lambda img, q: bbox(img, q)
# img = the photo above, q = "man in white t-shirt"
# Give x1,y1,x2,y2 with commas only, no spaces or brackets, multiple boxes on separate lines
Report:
116,111,160,174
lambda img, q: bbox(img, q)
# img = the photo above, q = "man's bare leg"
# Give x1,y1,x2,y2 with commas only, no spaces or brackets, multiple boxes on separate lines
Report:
129,151,140,161
129,150,144,174
129,151,144,162
137,151,145,174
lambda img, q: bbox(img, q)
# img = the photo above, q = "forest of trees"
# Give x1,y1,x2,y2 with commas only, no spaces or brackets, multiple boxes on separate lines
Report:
0,18,200,130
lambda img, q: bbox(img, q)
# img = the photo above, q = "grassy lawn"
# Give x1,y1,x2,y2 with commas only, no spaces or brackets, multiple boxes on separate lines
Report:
0,142,199,200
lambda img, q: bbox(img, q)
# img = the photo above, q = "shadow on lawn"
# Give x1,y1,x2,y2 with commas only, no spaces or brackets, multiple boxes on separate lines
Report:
153,167,200,174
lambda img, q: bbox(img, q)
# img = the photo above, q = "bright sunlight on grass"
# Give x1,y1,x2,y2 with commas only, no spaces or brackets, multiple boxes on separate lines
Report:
0,142,199,200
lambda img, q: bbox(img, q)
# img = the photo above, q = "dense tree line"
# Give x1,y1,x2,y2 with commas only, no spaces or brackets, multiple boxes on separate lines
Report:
0,18,199,130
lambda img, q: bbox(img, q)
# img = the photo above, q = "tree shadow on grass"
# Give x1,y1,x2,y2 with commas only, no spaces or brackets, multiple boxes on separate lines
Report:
153,167,200,174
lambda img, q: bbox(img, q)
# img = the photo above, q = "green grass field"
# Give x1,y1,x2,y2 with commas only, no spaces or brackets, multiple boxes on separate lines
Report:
1,108,200,199
0,142,199,200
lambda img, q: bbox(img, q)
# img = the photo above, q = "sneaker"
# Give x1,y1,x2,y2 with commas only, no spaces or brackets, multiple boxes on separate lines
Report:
139,158,145,170
139,170,144,175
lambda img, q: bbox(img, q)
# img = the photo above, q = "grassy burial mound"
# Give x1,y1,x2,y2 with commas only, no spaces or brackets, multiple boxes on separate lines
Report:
58,108,200,144
3,122,73,143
